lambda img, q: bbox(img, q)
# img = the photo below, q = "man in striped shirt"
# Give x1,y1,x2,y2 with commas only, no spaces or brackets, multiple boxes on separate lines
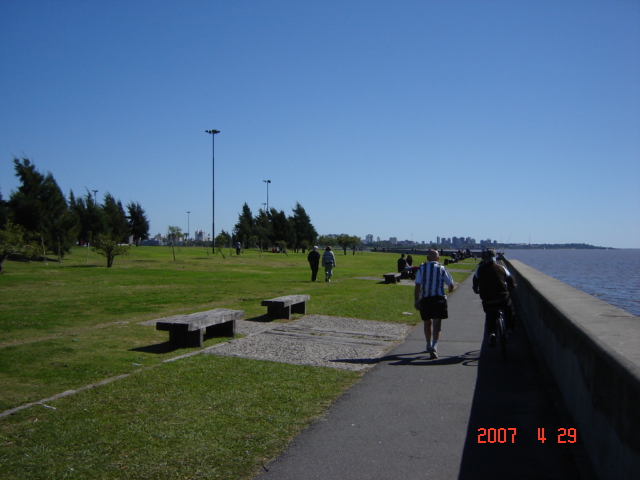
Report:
414,250,455,359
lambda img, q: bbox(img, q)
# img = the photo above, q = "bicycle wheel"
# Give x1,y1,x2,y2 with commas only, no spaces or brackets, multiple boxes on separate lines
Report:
496,311,507,362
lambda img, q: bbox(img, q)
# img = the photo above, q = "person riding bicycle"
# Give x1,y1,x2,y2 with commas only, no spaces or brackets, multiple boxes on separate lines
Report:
472,248,517,348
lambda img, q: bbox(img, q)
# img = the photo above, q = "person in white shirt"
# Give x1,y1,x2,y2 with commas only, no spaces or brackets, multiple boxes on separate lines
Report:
413,250,455,359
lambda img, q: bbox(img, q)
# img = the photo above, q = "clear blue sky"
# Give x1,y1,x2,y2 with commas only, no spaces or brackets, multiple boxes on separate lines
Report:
1,1,639,248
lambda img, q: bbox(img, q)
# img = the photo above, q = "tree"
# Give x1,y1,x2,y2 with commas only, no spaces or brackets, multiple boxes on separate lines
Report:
335,234,362,255
270,208,295,249
126,201,149,246
0,190,8,228
8,158,76,259
102,193,129,243
166,225,182,261
233,203,255,247
216,230,231,258
91,234,130,268
318,235,335,247
0,222,38,273
69,189,106,246
290,202,317,252
253,209,272,250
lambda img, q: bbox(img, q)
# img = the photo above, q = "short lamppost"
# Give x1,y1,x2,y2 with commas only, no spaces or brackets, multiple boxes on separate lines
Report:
186,211,190,246
205,129,220,251
263,179,271,211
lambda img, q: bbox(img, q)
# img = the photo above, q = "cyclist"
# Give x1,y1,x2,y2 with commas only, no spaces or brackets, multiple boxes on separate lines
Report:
472,248,517,348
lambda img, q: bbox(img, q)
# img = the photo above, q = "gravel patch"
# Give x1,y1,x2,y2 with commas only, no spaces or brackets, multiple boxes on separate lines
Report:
205,315,412,371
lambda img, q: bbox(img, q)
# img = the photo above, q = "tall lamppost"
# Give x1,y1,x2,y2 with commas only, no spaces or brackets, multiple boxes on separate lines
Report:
92,190,98,204
186,211,190,246
206,129,220,250
263,179,271,211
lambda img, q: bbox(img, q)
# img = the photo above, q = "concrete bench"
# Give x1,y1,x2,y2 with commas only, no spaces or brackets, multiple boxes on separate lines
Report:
384,273,401,284
261,295,310,319
156,308,244,348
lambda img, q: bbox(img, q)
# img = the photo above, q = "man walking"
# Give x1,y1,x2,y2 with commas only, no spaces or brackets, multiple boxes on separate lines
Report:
414,250,455,359
307,246,320,282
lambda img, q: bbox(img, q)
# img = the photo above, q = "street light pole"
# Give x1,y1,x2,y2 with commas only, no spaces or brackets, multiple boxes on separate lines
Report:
263,179,271,212
92,190,98,204
205,129,220,251
186,211,190,246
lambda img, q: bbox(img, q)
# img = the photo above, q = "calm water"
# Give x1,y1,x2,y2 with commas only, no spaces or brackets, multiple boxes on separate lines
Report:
503,249,640,317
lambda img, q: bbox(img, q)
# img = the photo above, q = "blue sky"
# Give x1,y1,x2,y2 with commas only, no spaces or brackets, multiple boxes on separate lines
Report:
1,0,639,248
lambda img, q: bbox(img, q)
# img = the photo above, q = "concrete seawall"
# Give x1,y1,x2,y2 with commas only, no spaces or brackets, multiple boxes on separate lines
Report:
504,259,640,480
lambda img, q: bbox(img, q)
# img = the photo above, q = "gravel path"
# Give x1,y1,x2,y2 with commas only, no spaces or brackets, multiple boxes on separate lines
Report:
205,315,412,371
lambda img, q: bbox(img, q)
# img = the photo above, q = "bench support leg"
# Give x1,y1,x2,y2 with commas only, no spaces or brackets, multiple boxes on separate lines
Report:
291,302,306,315
267,305,291,320
169,329,204,348
206,320,236,338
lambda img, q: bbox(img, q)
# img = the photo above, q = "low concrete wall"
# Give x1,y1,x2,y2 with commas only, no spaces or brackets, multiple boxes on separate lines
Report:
504,259,640,480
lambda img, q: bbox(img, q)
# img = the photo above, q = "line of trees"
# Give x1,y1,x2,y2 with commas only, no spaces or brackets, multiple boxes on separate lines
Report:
230,202,318,253
0,158,150,269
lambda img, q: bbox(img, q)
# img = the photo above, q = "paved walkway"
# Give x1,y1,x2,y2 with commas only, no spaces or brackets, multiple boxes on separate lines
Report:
254,277,593,480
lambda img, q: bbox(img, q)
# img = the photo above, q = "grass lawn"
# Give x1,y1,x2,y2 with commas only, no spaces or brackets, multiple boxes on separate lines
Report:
0,246,475,479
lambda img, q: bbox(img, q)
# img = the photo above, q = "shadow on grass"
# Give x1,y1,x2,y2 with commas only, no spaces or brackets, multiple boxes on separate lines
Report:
129,341,178,354
332,350,481,367
244,314,279,323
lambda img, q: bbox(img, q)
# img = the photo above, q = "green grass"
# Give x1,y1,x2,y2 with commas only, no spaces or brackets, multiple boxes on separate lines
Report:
0,247,475,479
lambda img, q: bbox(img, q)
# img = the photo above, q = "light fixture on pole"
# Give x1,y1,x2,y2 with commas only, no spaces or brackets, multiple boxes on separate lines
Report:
186,211,190,245
263,180,271,211
92,190,98,204
205,129,220,250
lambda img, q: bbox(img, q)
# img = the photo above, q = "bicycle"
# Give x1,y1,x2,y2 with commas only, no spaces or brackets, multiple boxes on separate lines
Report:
486,305,508,362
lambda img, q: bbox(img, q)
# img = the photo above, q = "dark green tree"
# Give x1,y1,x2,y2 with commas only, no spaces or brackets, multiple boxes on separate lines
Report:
102,193,129,243
0,190,8,228
69,189,106,246
8,158,76,259
290,202,317,253
126,201,149,246
269,208,295,250
253,209,272,250
233,203,255,247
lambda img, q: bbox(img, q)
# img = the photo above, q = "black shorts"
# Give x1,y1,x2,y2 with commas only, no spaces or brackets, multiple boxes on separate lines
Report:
419,296,448,320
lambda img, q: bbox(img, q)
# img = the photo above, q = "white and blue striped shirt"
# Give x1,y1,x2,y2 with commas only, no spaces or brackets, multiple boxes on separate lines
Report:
415,261,454,298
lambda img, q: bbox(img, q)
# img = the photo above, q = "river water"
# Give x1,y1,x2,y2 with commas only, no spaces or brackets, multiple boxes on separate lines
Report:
502,249,640,317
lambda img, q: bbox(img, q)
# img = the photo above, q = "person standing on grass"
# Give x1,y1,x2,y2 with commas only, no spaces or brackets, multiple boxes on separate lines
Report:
322,246,336,282
414,249,455,359
307,246,321,282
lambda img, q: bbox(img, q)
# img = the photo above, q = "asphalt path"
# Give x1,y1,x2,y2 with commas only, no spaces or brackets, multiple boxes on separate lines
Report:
254,276,594,480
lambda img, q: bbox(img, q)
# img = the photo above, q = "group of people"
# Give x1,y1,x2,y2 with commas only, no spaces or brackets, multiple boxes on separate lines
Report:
413,248,517,359
306,246,517,358
307,246,336,282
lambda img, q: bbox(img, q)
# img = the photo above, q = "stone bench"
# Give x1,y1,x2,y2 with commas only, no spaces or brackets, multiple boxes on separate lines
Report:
156,308,244,348
384,273,401,284
261,295,310,320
